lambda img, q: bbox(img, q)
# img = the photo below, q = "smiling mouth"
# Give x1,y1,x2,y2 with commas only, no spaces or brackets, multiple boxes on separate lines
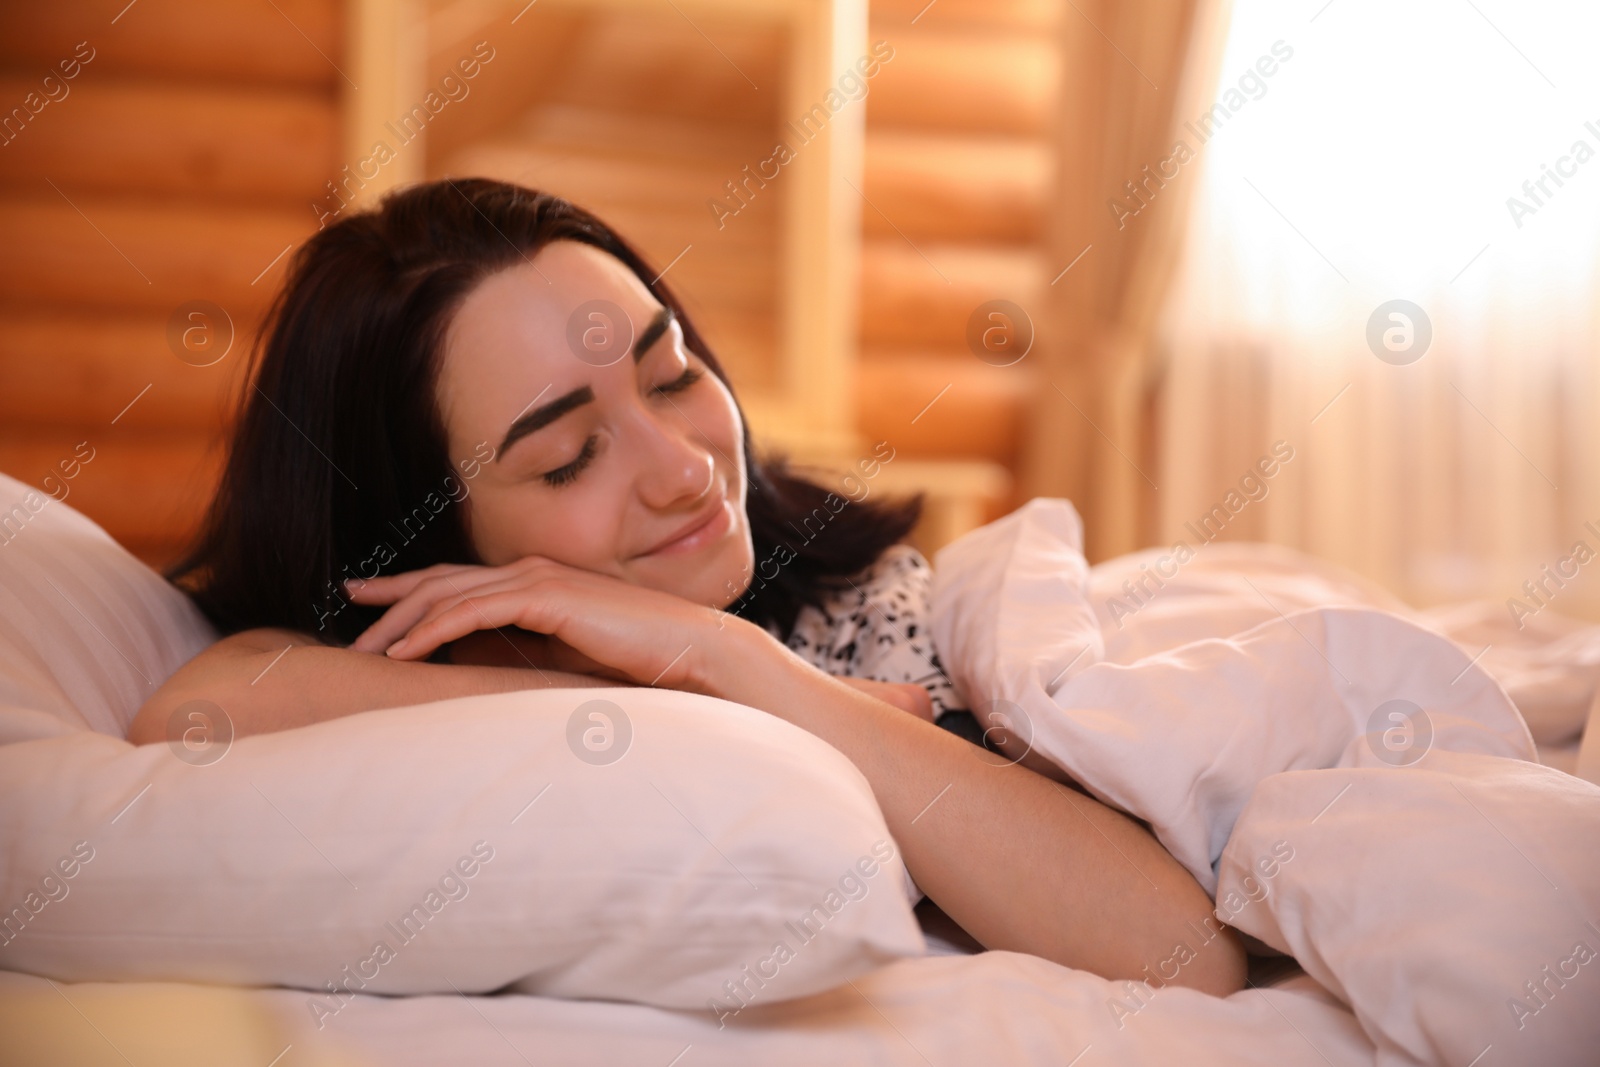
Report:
637,496,733,558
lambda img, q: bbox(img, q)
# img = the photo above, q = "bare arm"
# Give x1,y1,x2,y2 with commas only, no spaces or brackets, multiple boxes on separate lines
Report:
698,625,1247,997
125,627,616,746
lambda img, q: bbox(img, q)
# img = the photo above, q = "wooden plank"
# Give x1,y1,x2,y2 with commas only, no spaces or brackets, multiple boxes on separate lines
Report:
0,194,316,314
548,13,784,124
863,130,1047,243
514,103,786,165
866,32,1057,137
0,312,245,431
0,430,222,550
0,0,344,91
858,239,1043,349
856,352,1033,462
422,8,591,165
0,78,338,203
871,0,1061,32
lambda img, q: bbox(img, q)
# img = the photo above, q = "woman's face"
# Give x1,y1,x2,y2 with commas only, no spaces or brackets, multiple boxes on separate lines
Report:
435,240,754,609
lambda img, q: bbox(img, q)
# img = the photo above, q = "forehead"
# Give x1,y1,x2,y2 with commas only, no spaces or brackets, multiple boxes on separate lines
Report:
437,241,659,442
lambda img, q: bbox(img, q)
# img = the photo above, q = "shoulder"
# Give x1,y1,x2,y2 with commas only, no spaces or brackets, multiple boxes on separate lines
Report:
780,544,930,647
776,543,962,701
848,542,930,606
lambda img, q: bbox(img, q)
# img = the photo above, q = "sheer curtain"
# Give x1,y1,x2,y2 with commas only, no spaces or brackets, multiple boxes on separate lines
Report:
1157,0,1600,617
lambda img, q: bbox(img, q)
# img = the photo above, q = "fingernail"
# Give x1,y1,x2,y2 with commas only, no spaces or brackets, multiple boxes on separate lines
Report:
385,639,407,657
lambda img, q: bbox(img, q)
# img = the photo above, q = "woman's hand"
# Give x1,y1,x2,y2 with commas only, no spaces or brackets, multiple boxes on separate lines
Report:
345,557,745,693
440,625,633,681
349,560,940,718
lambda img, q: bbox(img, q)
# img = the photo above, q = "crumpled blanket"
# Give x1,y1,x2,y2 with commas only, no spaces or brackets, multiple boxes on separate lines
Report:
930,499,1600,1066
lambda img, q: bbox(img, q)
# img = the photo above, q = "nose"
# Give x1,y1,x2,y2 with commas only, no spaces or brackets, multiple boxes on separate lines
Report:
634,410,716,509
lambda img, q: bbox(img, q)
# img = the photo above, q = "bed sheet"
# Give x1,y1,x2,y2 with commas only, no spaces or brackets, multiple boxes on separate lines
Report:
0,953,1372,1067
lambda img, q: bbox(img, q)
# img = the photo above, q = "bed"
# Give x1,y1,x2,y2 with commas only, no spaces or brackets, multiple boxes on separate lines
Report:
2,473,1596,1066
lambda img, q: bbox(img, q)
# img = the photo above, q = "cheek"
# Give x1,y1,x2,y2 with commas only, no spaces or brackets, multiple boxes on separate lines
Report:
699,377,746,476
465,480,627,572
705,383,756,596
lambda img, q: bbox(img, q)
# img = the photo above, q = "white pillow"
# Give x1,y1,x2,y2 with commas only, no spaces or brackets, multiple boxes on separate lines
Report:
1218,749,1600,1066
0,472,217,741
0,471,924,1011
0,686,925,1012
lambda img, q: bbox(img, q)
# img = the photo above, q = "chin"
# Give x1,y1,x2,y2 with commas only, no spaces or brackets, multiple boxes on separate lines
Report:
695,533,757,611
633,528,755,611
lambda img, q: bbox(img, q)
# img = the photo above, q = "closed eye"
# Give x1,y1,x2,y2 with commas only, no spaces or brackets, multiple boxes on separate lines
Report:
542,436,597,487
540,367,701,488
654,366,703,397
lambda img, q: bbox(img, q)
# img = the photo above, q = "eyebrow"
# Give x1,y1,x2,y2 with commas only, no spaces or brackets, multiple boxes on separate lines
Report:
495,305,677,462
632,305,675,365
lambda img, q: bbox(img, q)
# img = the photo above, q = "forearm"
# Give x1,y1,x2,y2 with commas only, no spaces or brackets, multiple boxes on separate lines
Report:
127,628,614,745
703,623,1246,996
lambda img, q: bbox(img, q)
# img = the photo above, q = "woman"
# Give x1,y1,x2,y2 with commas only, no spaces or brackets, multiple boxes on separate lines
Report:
128,179,1245,996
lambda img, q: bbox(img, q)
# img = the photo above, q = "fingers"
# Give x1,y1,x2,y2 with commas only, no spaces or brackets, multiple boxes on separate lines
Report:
348,565,514,653
386,585,564,661
348,557,702,691
388,571,563,654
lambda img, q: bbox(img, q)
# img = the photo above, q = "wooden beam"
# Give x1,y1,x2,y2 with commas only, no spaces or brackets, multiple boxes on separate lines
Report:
341,0,426,214
775,0,868,458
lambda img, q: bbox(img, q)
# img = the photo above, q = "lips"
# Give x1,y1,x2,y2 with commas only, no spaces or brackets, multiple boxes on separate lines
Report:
637,496,731,558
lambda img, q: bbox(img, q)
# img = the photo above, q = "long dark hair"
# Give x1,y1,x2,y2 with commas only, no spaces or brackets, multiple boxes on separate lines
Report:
169,178,921,645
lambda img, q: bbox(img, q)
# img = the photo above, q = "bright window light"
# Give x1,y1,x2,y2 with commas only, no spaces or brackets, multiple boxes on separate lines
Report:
1181,0,1600,325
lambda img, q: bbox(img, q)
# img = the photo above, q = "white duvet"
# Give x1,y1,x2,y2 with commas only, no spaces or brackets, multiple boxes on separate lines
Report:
4,490,1599,1066
931,499,1600,1066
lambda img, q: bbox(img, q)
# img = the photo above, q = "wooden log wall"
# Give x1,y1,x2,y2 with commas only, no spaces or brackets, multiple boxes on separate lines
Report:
855,0,1057,481
0,0,342,566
